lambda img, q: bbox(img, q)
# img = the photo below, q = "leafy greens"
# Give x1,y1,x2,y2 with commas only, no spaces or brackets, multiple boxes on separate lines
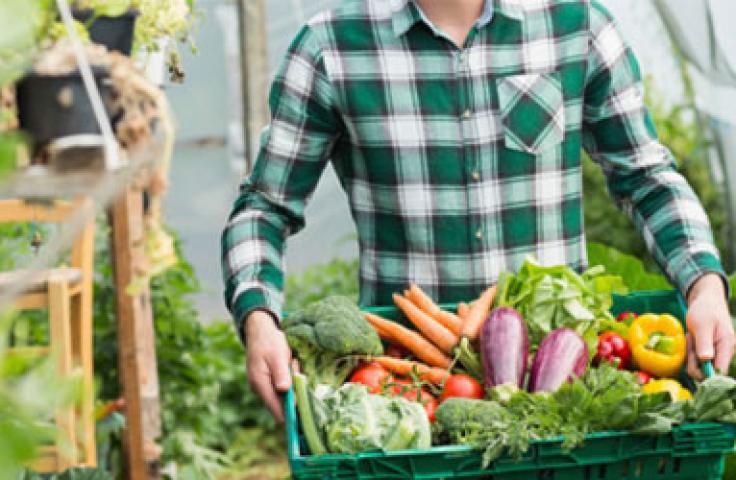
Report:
436,363,736,468
495,257,628,354
295,379,431,456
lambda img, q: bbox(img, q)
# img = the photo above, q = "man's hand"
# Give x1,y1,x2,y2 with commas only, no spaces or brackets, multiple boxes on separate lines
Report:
245,310,292,422
686,273,735,380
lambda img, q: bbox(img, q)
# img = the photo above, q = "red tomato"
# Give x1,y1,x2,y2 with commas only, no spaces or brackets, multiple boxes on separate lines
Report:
616,311,638,324
391,378,426,399
349,362,392,394
401,386,433,403
439,374,484,402
385,344,410,359
594,332,632,370
389,377,411,395
390,378,438,422
635,371,653,385
423,396,438,423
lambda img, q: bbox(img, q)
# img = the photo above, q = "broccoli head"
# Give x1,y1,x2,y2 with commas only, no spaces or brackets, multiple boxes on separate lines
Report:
284,296,383,387
434,398,511,445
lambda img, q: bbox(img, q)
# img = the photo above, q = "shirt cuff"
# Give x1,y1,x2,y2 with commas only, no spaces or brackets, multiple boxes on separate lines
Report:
671,251,730,302
231,287,283,344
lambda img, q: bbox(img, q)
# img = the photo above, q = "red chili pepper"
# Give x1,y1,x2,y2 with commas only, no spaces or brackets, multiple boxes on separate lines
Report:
616,311,638,324
595,331,632,370
635,371,653,385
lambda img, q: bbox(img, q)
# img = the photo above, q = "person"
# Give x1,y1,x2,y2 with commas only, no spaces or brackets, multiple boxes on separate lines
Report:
221,0,734,421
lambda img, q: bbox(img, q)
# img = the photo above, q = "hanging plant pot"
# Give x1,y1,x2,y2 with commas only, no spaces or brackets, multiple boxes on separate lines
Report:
73,9,140,55
16,67,112,147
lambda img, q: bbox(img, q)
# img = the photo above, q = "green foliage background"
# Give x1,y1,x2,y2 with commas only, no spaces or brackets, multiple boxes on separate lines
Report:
90,223,286,479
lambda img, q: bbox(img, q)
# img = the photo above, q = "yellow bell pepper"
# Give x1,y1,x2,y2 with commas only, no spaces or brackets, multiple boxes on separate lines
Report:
641,379,692,402
628,314,686,378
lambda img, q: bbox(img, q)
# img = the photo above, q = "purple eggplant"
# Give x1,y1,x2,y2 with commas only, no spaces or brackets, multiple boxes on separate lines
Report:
528,328,588,393
479,307,529,388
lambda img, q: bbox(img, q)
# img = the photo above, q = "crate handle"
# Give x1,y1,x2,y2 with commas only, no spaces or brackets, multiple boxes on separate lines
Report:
284,386,302,459
701,360,715,378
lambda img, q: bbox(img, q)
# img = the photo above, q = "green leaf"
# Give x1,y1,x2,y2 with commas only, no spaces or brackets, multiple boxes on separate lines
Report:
496,256,624,351
586,242,671,291
76,0,133,17
689,375,736,422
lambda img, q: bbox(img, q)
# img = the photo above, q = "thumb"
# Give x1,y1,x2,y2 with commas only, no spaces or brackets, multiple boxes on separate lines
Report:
271,354,293,392
689,313,716,362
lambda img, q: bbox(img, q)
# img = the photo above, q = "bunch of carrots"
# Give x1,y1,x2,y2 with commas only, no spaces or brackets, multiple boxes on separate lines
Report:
365,283,497,385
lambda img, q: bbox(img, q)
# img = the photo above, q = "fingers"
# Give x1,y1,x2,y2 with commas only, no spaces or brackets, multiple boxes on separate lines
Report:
688,313,715,363
686,333,703,381
246,328,293,423
249,361,285,423
271,347,293,393
713,321,736,375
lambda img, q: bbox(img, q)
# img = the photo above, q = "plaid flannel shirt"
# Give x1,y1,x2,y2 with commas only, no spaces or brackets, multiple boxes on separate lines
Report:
222,0,726,336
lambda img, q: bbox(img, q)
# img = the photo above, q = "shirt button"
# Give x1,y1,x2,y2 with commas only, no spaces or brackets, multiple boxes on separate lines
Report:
462,109,472,119
472,171,480,181
459,51,467,64
475,229,483,240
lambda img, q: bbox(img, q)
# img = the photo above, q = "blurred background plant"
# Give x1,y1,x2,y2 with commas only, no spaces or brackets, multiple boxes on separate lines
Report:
0,0,38,180
0,312,81,478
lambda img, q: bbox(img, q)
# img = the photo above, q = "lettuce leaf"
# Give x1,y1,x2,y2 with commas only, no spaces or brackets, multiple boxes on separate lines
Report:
586,242,671,291
497,256,628,354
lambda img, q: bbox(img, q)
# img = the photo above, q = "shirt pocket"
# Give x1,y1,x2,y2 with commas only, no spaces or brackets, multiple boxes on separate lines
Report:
496,72,565,155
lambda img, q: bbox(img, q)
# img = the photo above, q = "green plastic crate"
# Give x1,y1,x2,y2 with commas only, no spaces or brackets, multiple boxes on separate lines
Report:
285,290,736,479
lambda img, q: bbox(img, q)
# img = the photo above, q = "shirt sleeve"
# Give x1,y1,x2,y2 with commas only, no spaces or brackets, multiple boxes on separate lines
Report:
221,24,342,341
582,1,728,298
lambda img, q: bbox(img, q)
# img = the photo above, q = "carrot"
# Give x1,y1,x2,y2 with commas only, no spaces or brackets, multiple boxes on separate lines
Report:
406,284,462,335
364,312,452,368
373,356,450,385
461,285,498,340
370,322,396,343
393,294,458,354
435,310,463,336
457,302,470,320
408,284,442,318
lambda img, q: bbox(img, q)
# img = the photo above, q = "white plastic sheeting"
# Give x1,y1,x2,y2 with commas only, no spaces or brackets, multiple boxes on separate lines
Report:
654,0,736,121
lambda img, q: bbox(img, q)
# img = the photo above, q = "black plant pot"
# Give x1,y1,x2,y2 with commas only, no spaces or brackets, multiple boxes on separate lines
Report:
73,9,140,55
16,68,112,146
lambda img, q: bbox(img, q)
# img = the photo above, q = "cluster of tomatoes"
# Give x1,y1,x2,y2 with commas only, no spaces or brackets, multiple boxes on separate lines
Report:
348,344,483,422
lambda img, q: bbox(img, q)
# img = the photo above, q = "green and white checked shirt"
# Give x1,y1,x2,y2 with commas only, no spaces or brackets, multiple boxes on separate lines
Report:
222,0,725,334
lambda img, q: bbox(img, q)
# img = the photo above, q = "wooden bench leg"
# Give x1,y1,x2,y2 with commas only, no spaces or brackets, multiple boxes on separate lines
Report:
49,278,78,470
71,292,96,467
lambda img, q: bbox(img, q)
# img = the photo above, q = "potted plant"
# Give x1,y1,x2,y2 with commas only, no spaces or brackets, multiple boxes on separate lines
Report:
14,42,114,156
74,0,196,83
72,0,140,55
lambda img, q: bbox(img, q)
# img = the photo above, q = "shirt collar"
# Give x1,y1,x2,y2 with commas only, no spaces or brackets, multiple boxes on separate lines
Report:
391,0,523,38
